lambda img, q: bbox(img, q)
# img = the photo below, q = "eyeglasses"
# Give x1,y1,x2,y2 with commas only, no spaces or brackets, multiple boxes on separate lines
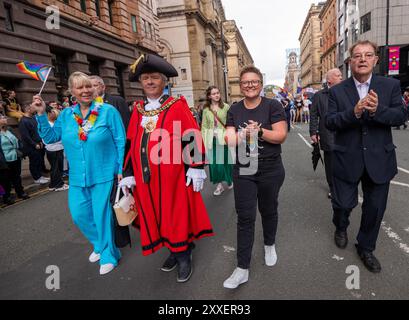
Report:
240,80,262,87
351,52,376,60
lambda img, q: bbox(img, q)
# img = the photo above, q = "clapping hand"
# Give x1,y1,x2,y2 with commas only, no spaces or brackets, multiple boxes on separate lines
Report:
364,90,378,115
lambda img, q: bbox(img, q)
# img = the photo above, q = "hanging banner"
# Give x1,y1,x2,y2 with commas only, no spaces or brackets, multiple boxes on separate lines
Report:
388,46,400,75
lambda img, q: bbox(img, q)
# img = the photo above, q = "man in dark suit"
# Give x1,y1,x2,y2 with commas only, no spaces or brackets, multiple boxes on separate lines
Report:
90,75,132,248
310,68,343,199
326,40,407,273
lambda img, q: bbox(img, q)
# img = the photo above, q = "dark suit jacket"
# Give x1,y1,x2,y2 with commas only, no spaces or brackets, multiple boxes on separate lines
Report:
310,87,334,151
104,93,131,130
325,75,407,184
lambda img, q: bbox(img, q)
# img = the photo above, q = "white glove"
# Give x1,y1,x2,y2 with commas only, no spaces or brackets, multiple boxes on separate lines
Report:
186,168,207,192
118,176,136,194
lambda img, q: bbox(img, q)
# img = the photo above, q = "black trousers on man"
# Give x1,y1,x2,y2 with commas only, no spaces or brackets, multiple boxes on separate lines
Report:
331,169,390,253
323,151,333,194
46,150,64,189
0,160,24,199
27,148,46,180
233,158,285,269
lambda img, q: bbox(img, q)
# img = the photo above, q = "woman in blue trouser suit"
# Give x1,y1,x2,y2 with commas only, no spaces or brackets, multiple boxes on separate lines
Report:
33,72,126,275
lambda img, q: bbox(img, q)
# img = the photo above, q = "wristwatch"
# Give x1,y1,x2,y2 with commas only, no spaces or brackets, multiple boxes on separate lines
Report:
258,128,263,138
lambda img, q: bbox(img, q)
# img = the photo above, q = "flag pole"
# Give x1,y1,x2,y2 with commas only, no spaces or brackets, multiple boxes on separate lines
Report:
38,67,52,96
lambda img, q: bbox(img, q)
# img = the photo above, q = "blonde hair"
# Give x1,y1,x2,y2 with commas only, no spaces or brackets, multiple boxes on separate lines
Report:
68,72,92,93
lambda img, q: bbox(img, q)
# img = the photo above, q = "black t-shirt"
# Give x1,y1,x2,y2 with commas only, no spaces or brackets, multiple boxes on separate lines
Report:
226,97,286,161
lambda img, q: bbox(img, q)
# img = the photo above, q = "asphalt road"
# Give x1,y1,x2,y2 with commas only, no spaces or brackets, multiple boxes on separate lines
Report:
1,123,409,300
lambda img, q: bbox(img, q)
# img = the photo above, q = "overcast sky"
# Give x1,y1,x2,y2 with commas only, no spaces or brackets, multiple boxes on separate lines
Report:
222,0,317,87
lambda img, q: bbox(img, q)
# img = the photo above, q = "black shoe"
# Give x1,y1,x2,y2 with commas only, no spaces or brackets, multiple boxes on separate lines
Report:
356,247,381,273
161,253,177,272
176,254,193,283
334,230,348,249
17,193,30,200
3,198,15,206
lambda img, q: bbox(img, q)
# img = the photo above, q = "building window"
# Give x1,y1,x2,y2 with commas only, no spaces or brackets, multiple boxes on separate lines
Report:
95,0,101,18
140,18,146,36
88,60,100,76
80,0,86,13
344,29,349,51
181,68,187,80
63,0,69,4
131,15,137,33
4,3,14,32
360,12,371,34
338,15,344,36
148,22,153,39
108,0,114,25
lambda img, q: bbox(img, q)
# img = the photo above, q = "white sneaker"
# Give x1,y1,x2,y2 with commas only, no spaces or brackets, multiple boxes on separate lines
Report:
99,263,115,275
88,252,100,263
223,267,249,289
264,245,277,266
227,183,234,190
34,177,49,184
41,176,50,181
54,184,69,192
213,184,224,196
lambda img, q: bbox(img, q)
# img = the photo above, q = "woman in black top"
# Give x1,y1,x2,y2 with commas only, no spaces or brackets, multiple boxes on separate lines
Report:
223,66,287,289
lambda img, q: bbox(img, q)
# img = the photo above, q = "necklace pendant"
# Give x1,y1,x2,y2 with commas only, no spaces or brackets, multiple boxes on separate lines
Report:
144,118,157,133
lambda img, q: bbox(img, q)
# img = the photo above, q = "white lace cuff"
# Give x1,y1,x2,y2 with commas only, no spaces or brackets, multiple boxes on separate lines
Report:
186,168,207,180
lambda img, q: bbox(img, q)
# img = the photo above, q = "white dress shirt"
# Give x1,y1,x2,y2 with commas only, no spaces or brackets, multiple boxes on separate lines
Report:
353,74,372,100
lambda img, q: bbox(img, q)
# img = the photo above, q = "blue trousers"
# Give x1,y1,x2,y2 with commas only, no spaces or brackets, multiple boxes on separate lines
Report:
68,180,121,265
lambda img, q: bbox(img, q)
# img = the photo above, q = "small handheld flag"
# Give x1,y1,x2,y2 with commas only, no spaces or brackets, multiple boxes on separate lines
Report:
16,61,53,95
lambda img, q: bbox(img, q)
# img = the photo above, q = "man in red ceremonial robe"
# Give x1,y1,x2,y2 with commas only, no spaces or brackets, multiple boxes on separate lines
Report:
118,54,214,283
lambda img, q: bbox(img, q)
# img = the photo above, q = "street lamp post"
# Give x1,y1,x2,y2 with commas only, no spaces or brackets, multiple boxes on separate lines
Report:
220,23,229,103
385,0,390,76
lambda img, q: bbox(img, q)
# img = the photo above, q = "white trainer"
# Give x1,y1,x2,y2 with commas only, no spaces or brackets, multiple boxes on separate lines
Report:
34,177,49,184
264,245,277,266
223,267,249,289
99,263,115,275
213,184,225,196
227,183,234,190
54,184,69,191
88,252,100,263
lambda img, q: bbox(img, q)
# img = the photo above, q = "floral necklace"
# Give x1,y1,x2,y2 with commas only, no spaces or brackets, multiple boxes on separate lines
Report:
72,97,103,141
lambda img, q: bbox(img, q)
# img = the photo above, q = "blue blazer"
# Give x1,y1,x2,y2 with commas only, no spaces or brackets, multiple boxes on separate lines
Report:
325,75,407,184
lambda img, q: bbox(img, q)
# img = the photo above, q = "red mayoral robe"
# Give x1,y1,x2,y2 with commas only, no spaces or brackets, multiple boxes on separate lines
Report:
125,95,214,256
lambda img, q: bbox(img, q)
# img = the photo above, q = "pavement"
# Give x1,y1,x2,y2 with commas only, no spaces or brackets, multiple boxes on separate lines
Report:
1,123,409,300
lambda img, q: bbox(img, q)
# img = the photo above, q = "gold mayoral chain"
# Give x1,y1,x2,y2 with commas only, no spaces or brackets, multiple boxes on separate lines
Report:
136,98,179,133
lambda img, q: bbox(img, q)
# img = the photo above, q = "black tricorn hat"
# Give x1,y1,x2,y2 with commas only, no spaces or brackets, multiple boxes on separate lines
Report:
129,54,178,82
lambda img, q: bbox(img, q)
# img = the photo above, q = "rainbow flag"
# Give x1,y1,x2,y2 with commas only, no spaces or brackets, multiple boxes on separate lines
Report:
16,61,52,81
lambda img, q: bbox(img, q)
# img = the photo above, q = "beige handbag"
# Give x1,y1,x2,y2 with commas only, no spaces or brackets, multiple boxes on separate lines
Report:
113,187,138,226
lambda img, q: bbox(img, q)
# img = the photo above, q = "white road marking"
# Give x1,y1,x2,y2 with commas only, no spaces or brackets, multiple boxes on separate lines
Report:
381,222,409,255
332,254,344,261
298,133,312,149
223,245,236,253
391,180,409,188
358,195,409,255
398,167,409,175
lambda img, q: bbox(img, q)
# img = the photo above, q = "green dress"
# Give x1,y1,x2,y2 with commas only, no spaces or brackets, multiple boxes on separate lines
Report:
201,104,233,185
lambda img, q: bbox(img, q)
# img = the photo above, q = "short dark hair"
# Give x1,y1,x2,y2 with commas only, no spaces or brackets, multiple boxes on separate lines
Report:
239,65,263,83
349,40,378,57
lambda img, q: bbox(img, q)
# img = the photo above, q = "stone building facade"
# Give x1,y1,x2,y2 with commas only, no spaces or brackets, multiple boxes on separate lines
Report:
299,2,325,90
320,0,337,78
0,0,161,104
157,0,229,107
223,19,253,103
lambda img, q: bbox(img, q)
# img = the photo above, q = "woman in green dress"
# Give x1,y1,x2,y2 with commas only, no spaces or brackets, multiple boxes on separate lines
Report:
201,86,233,195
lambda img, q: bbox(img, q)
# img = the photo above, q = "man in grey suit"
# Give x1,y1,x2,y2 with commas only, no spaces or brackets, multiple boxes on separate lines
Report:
310,68,343,199
326,40,407,273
